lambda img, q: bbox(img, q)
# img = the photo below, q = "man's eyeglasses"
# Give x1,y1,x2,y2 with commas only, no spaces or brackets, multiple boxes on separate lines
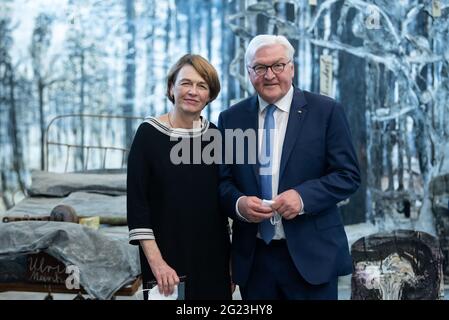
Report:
249,60,291,76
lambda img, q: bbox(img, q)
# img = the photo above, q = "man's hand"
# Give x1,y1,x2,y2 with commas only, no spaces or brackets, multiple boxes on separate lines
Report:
272,189,303,220
238,196,274,223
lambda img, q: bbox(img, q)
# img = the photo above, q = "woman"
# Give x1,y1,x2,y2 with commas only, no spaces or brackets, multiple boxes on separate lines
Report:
127,54,231,300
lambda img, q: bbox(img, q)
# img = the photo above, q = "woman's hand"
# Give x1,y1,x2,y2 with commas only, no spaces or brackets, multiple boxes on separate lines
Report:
149,258,180,296
140,239,180,296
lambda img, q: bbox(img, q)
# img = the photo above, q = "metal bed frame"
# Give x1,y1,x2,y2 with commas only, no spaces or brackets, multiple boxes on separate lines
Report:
1,113,146,299
44,114,145,172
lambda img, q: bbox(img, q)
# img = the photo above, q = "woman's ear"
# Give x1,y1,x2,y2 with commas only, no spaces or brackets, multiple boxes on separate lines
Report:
169,86,174,101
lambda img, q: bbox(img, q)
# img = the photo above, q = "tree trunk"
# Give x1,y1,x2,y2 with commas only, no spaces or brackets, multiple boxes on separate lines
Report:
164,2,172,113
124,0,136,149
38,79,45,170
187,0,193,53
76,51,86,171
145,0,156,116
334,4,367,225
225,0,236,104
206,0,212,119
7,64,26,192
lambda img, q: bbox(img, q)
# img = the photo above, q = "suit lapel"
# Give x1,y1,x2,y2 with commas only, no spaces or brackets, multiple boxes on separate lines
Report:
279,89,308,182
244,96,260,188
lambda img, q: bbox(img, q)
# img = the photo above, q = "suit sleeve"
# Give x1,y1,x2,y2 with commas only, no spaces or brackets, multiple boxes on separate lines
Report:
294,102,361,214
217,113,245,221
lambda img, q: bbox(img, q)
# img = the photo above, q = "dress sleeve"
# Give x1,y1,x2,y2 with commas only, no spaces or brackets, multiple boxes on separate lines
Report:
127,123,155,245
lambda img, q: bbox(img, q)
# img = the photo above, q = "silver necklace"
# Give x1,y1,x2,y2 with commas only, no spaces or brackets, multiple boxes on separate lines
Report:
168,112,203,129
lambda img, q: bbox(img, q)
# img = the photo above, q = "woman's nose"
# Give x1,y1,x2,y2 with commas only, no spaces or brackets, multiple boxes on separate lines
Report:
187,85,198,95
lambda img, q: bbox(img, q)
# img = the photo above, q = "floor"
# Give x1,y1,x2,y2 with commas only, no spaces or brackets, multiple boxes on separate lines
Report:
1,276,447,300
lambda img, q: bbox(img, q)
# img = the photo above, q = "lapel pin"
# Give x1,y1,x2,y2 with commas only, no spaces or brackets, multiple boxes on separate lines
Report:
298,110,302,114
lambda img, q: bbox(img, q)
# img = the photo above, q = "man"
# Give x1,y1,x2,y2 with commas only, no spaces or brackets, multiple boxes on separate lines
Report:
218,35,361,300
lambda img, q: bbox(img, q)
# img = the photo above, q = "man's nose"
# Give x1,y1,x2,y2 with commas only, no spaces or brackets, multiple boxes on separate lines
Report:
264,67,275,79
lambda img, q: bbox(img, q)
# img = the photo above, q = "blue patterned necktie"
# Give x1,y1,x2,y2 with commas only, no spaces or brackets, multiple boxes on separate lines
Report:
259,104,276,244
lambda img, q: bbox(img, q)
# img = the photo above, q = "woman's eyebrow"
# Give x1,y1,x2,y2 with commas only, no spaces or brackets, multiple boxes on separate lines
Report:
178,78,208,85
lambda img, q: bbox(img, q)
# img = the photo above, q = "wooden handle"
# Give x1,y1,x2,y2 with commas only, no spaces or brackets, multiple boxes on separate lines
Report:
2,215,127,226
78,216,127,226
2,216,51,223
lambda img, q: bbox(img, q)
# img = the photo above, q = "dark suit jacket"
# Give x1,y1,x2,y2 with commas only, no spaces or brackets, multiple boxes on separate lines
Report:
217,88,361,286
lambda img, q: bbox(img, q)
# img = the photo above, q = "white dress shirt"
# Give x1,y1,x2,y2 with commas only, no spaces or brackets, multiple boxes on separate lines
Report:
235,86,304,240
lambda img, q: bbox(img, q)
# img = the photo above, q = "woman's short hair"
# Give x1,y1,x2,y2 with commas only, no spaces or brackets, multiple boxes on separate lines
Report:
166,54,220,104
244,35,295,67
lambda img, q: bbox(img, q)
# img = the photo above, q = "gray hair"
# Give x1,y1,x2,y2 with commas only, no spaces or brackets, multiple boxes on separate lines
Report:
245,34,295,67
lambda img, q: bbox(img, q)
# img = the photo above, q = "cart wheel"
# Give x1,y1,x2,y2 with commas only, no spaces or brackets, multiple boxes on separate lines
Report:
50,205,79,223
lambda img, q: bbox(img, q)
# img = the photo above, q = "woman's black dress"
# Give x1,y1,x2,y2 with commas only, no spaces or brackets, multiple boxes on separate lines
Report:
127,117,231,300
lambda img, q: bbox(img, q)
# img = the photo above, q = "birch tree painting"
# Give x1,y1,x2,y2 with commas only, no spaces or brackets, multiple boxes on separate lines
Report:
0,0,448,239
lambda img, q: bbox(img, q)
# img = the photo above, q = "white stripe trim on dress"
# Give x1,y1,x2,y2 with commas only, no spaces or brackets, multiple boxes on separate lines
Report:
144,116,209,138
129,228,155,241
